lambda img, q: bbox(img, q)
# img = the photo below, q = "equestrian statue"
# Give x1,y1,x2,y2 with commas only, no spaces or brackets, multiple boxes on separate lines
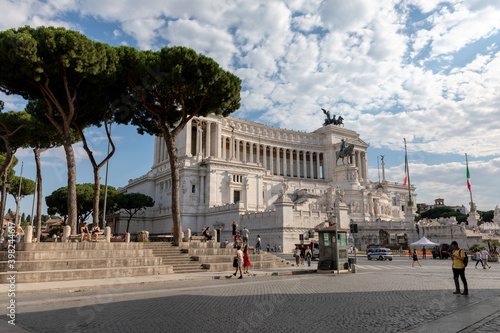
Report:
336,138,354,165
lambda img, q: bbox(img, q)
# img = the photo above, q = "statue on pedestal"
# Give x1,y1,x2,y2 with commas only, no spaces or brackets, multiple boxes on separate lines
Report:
335,138,354,165
321,108,344,127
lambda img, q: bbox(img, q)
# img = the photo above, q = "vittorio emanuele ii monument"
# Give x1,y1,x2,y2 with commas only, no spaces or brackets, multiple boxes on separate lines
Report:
118,112,420,252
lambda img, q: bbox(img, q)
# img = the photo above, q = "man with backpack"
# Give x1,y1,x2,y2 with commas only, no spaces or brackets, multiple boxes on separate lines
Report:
450,241,468,295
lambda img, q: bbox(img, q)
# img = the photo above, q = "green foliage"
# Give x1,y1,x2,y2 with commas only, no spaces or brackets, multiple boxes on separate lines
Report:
114,192,154,213
0,26,118,104
49,226,63,237
8,176,36,200
0,153,18,184
125,46,241,135
0,111,30,150
420,206,468,223
26,214,31,223
113,192,154,233
21,212,25,223
479,210,494,223
469,244,481,252
46,184,120,224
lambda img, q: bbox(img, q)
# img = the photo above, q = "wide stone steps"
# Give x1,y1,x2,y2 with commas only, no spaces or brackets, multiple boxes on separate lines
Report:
0,257,162,271
0,249,155,261
0,265,172,283
143,242,290,274
0,242,174,283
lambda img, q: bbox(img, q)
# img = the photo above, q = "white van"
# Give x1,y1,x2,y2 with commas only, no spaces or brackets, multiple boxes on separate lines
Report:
367,248,393,261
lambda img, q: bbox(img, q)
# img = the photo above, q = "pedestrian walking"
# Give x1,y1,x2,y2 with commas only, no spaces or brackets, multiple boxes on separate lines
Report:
475,249,484,269
399,246,404,257
300,247,305,266
422,246,427,259
450,241,468,295
481,248,492,269
412,249,422,267
242,227,250,245
294,248,300,266
409,248,412,260
267,244,270,252
233,245,244,279
305,246,312,267
243,245,251,274
255,235,261,254
231,221,238,242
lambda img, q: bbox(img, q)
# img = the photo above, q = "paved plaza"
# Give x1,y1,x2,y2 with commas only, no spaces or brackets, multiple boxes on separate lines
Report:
1,256,499,333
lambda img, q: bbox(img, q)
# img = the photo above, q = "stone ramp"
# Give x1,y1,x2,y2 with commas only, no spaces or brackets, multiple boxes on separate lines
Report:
143,242,290,273
0,242,173,283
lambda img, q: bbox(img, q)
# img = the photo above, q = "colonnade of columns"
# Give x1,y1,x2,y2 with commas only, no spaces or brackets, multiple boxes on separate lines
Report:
220,136,325,179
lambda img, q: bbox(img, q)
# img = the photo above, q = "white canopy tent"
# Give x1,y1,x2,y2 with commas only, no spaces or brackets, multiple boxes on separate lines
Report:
410,237,440,248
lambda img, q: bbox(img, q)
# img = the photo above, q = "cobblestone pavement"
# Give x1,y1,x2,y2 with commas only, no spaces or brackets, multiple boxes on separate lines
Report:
1,257,499,333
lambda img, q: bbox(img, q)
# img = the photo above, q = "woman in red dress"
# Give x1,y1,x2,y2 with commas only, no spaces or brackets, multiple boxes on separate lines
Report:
243,245,251,274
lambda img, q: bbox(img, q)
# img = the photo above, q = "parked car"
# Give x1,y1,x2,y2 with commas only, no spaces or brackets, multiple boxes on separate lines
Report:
367,248,393,261
432,244,452,259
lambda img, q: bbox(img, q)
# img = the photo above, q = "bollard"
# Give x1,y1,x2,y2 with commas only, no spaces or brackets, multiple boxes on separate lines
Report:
185,228,191,242
351,264,357,273
212,229,217,242
105,227,111,242
126,232,131,243
62,225,71,242
137,230,149,242
24,226,33,243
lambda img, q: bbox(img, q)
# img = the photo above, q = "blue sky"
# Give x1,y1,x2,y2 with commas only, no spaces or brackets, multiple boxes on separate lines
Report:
1,0,499,218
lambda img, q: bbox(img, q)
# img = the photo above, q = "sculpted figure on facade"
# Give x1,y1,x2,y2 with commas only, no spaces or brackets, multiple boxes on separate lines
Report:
495,205,500,217
279,180,289,198
335,186,345,203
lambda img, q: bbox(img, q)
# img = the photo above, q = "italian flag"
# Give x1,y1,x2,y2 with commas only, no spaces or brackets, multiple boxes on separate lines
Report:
466,164,471,192
403,155,408,186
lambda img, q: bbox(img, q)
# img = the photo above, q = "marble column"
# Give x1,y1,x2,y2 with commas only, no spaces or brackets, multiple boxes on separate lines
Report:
221,137,226,160
316,153,321,179
295,150,299,177
302,151,307,178
215,122,221,158
186,120,192,157
197,123,202,157
242,141,247,163
284,149,288,177
205,121,211,158
309,152,313,179
276,147,280,175
270,147,274,174
154,137,158,164
257,144,260,165
250,143,254,163
230,136,235,160
363,152,368,183
263,145,267,170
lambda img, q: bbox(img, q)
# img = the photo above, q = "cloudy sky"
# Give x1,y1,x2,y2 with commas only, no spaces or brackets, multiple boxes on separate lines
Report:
0,0,499,217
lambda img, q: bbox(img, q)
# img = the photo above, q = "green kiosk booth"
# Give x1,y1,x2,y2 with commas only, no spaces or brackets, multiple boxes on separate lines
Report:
317,227,349,271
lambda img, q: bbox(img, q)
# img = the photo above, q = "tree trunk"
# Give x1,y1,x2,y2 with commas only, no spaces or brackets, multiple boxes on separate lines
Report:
126,215,132,233
34,148,44,242
62,136,78,235
92,167,100,228
0,152,13,240
165,135,182,244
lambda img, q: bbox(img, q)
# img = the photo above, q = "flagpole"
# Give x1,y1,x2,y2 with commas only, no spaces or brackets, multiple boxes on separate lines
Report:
465,153,473,204
404,138,413,207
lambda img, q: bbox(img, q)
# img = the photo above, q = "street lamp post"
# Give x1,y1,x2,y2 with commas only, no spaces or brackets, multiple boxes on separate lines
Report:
327,208,340,275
